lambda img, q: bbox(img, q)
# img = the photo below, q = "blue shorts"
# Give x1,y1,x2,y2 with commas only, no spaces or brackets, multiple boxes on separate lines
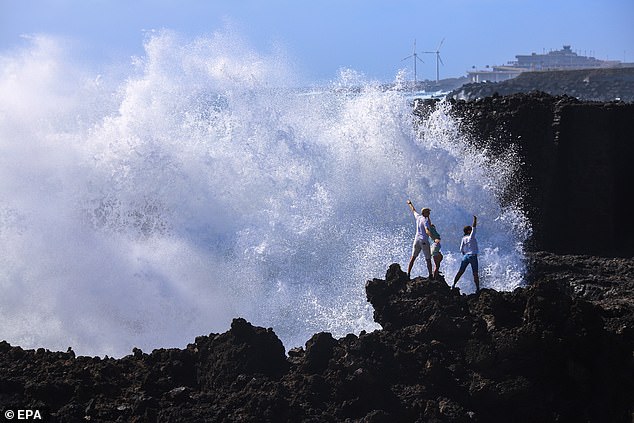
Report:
458,254,478,274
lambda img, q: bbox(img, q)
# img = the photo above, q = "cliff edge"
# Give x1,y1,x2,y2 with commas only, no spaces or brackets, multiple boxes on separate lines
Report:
415,92,634,256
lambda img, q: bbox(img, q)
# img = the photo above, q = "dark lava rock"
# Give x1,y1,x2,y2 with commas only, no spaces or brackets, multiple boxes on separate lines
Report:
1,254,632,422
194,317,289,390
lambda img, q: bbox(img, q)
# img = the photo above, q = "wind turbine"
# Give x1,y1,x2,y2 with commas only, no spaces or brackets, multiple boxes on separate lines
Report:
424,38,445,83
402,39,425,86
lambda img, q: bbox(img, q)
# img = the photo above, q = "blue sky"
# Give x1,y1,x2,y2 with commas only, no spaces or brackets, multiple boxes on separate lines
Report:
1,0,633,83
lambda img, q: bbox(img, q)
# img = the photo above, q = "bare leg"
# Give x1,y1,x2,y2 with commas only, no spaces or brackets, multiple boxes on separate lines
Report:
425,259,433,279
407,256,416,278
433,253,443,279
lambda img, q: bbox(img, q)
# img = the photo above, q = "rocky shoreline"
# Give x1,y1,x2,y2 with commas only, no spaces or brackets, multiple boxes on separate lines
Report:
2,92,633,422
0,253,632,422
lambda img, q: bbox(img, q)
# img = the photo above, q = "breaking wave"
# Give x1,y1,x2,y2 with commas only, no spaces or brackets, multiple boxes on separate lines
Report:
0,30,530,357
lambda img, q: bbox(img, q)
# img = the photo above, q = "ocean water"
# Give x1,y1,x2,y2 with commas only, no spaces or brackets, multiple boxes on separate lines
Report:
0,30,530,357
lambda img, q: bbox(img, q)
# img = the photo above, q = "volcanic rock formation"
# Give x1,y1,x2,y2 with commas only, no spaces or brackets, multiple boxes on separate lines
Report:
1,254,632,422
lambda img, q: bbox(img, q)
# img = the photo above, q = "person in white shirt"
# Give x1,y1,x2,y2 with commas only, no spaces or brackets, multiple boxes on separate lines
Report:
452,215,480,292
406,199,433,279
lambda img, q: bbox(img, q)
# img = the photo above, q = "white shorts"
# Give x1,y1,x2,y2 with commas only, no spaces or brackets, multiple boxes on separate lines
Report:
411,238,431,260
431,240,442,256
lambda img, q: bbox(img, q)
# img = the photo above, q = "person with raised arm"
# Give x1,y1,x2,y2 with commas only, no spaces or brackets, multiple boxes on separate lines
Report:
452,215,480,293
406,199,433,279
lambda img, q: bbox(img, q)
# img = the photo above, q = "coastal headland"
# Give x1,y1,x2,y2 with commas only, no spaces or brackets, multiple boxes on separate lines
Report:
417,90,634,257
449,67,634,103
1,86,633,421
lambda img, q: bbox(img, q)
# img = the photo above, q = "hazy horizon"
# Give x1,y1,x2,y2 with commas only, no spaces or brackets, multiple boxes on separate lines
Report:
2,0,633,84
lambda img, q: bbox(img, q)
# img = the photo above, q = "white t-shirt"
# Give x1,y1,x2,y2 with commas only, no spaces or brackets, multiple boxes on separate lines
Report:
414,212,430,243
460,225,479,255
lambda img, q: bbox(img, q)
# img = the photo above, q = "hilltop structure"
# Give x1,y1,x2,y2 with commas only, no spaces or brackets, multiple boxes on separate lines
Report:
468,45,623,83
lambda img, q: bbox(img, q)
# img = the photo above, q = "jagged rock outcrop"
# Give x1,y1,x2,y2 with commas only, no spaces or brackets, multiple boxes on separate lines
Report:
1,255,632,422
415,92,634,256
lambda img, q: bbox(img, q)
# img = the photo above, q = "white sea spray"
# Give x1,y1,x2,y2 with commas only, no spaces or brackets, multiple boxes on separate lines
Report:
0,30,529,357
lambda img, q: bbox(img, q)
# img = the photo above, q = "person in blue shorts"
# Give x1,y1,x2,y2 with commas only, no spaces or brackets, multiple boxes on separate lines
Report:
452,215,480,292
429,222,443,280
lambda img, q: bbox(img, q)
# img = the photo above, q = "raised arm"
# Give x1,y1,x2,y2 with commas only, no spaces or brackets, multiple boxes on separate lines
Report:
472,215,477,227
406,199,416,214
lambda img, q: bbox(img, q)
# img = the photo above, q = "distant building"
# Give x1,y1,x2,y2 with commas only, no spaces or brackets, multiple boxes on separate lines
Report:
514,45,619,70
468,66,523,83
468,45,621,83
